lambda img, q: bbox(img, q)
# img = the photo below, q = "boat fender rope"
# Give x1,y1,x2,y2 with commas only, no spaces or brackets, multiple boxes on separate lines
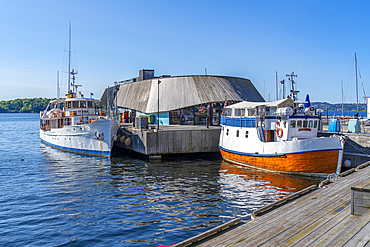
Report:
276,128,283,138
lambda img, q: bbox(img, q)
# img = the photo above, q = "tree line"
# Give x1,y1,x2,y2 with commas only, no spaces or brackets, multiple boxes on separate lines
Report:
0,98,51,113
311,102,366,111
0,98,366,113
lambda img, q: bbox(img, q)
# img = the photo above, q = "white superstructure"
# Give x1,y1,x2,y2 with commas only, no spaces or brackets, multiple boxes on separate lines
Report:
219,98,346,176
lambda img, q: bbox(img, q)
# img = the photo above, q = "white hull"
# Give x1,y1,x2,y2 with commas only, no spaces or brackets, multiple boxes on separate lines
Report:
40,119,119,157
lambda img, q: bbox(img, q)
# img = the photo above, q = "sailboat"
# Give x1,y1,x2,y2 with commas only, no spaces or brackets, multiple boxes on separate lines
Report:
39,24,119,156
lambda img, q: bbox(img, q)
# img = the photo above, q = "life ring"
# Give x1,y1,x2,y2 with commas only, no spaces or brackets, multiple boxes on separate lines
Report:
276,128,283,138
309,106,314,111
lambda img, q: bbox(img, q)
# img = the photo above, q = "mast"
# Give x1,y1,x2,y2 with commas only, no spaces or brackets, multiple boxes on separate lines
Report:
68,22,71,94
286,72,298,101
57,71,60,98
355,52,359,114
276,71,278,101
341,80,344,116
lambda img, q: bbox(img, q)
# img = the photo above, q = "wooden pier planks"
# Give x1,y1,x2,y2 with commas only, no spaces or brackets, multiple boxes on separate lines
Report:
192,166,370,247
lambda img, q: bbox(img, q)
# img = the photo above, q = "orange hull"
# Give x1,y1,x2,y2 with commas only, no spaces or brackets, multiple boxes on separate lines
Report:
219,149,341,175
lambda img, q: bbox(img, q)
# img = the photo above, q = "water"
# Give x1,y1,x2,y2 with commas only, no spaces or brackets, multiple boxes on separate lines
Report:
325,110,366,117
0,113,321,246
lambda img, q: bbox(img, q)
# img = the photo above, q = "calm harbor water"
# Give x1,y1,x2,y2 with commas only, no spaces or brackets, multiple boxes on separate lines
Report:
0,113,321,246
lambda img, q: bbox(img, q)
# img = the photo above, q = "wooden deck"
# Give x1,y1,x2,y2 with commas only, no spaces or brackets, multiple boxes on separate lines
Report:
174,164,370,247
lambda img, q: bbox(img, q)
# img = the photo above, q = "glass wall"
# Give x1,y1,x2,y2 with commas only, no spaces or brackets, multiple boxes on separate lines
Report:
120,101,228,126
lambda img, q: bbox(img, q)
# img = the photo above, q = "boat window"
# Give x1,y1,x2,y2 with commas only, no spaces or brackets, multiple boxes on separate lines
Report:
88,101,94,108
66,118,72,125
72,101,79,108
314,120,318,128
290,120,296,128
297,120,302,128
226,129,229,135
303,120,308,128
236,130,239,137
234,109,245,117
247,108,256,116
309,120,313,128
245,131,248,138
80,101,87,108
268,107,277,116
225,108,232,116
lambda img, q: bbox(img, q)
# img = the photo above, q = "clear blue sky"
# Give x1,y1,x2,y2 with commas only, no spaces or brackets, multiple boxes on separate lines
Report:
1,0,370,103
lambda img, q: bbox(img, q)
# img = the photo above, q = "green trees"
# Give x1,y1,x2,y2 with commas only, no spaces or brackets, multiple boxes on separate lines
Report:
0,98,51,113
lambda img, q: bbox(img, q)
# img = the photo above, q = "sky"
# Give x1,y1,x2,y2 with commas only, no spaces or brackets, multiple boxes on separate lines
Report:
1,0,370,103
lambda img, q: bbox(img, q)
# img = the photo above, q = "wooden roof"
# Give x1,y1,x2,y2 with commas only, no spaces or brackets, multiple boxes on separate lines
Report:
100,75,264,113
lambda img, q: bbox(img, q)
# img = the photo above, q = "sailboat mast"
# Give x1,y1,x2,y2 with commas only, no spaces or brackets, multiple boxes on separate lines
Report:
57,71,60,98
68,22,71,94
355,52,358,114
276,71,278,101
341,80,344,116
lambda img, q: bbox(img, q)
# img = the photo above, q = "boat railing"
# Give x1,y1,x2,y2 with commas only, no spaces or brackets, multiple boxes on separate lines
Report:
221,116,256,128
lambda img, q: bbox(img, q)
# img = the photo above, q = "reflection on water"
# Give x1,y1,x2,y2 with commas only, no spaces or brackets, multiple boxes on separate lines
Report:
35,146,321,246
2,113,322,246
219,162,321,217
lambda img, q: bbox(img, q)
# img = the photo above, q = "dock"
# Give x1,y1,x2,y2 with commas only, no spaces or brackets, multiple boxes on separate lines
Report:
114,122,370,167
172,163,370,246
115,124,221,158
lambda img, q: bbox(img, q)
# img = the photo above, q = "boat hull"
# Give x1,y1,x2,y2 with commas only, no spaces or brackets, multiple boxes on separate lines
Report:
40,119,119,157
219,146,341,176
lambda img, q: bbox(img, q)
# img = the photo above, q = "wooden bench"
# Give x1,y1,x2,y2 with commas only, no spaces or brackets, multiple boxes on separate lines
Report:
351,179,370,215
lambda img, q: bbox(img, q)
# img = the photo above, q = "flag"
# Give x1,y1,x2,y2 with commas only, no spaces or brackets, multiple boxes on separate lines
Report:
280,79,285,84
304,94,310,107
158,80,161,84
222,98,227,114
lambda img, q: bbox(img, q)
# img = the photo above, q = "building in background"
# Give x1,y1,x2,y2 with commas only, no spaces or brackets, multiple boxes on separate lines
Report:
100,69,264,126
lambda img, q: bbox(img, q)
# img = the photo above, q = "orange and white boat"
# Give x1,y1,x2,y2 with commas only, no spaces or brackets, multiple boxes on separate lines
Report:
219,97,346,176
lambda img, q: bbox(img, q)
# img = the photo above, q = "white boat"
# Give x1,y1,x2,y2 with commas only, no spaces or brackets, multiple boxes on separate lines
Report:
219,97,346,176
39,24,119,157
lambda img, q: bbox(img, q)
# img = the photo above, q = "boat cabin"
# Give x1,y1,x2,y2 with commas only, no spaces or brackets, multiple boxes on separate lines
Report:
40,96,106,131
221,98,320,142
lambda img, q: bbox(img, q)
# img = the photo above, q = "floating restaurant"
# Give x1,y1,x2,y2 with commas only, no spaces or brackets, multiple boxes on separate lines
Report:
100,69,264,126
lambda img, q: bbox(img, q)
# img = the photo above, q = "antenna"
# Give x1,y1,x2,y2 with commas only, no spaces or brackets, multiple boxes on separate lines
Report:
70,69,81,94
